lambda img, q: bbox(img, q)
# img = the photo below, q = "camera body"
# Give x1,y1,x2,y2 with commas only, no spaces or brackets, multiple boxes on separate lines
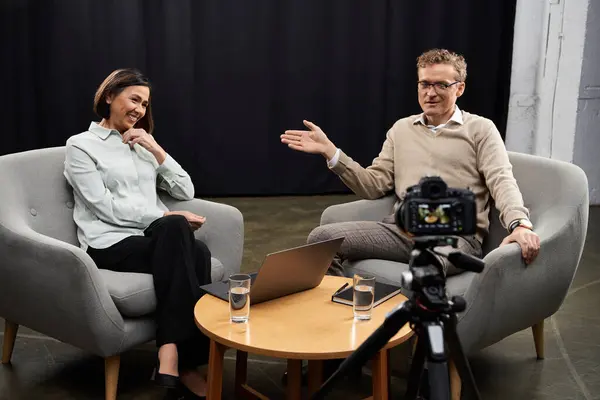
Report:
396,176,476,236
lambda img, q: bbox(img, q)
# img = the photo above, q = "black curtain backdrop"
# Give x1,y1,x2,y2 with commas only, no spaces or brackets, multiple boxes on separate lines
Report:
1,0,517,196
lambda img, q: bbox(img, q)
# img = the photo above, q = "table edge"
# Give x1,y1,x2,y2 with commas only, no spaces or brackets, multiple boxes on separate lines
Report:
194,319,414,360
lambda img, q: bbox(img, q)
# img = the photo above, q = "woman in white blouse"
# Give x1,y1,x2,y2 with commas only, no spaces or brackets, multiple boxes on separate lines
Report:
64,68,208,399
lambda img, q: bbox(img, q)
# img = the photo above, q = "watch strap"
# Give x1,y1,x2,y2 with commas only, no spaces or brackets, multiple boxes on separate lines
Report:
509,218,532,233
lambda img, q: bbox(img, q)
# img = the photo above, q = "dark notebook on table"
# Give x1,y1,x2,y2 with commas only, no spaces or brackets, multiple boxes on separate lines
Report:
331,281,403,308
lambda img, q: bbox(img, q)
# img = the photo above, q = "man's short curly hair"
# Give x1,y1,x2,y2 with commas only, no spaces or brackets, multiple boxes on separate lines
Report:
417,49,467,82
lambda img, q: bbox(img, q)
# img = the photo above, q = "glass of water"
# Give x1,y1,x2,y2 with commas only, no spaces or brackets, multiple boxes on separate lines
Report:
229,274,251,323
353,274,375,321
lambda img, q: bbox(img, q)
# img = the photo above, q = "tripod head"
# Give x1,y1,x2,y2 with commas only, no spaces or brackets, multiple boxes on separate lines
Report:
400,235,484,312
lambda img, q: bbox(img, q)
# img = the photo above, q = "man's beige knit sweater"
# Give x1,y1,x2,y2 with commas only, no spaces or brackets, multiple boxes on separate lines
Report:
329,109,529,243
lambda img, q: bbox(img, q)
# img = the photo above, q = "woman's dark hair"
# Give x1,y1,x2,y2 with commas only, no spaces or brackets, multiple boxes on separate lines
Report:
93,68,154,134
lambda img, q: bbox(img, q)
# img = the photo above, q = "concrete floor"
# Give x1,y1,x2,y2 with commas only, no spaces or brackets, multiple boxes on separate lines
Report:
1,196,599,400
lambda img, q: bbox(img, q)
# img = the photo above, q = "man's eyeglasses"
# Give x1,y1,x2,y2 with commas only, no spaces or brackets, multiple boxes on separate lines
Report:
418,81,461,92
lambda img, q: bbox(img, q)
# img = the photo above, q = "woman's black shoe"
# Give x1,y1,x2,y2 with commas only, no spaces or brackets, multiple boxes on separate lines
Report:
175,381,206,399
162,387,185,400
152,358,180,389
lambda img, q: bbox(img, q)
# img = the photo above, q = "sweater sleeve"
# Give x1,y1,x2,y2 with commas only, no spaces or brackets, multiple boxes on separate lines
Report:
476,121,529,228
329,128,396,199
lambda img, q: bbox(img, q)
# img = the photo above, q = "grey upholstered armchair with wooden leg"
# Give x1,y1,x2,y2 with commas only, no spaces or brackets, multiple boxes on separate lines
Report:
319,151,589,399
0,147,244,400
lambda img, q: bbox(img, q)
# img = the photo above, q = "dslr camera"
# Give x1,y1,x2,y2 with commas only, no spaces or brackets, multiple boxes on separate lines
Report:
395,176,476,236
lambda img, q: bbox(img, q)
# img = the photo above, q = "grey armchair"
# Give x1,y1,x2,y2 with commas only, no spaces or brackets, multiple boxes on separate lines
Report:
320,151,589,396
0,147,244,399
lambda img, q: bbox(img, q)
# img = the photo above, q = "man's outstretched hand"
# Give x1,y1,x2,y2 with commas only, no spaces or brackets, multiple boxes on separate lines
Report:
500,227,540,264
281,120,338,160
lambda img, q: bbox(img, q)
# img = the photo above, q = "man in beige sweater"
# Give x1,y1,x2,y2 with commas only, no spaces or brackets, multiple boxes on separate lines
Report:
281,48,540,276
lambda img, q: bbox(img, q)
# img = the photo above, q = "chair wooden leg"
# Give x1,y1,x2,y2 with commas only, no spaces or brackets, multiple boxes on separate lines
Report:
449,360,462,400
105,355,120,400
532,320,545,359
2,320,19,364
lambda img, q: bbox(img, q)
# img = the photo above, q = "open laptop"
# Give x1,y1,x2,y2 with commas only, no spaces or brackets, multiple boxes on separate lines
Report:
199,237,344,304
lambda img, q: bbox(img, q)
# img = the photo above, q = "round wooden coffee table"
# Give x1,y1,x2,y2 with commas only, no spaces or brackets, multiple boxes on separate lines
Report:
194,275,413,399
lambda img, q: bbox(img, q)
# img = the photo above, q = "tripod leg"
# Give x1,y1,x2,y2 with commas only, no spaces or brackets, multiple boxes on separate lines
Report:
423,322,451,400
444,314,481,400
311,301,413,400
427,360,450,400
405,335,427,399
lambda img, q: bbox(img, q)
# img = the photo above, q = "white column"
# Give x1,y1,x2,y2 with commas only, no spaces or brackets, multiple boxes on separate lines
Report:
504,0,546,155
573,0,600,204
506,0,590,163
546,0,590,162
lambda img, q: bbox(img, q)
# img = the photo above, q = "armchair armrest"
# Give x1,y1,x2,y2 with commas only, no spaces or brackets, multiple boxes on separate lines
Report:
0,224,127,357
159,195,244,278
457,202,589,354
321,195,397,225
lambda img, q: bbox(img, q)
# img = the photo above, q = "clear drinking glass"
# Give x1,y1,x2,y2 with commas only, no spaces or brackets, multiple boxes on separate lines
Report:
229,274,251,323
353,274,375,320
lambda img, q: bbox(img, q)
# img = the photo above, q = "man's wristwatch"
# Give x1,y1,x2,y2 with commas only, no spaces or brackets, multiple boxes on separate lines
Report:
508,218,533,233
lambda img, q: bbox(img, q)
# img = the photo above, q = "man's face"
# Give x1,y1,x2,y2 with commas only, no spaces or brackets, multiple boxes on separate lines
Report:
417,64,465,122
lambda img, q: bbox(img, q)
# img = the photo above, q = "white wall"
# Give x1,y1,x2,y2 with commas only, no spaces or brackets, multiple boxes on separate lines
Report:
506,0,598,203
504,0,547,155
573,0,600,204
